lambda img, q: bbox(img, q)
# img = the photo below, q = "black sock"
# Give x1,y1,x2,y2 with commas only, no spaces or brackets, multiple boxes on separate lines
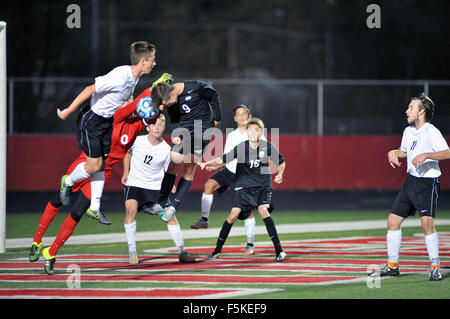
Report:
263,216,282,255
171,177,192,210
214,220,233,254
158,173,176,207
202,217,208,222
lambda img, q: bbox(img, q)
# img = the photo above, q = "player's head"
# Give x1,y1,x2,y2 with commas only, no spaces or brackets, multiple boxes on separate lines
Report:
233,104,252,128
130,41,156,74
150,82,177,110
410,92,435,123
147,113,166,139
407,93,435,124
246,117,264,142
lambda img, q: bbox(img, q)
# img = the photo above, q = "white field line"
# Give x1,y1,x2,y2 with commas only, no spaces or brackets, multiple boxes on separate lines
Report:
7,219,450,249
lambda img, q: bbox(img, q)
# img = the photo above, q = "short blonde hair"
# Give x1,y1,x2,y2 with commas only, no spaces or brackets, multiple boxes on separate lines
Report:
246,117,264,129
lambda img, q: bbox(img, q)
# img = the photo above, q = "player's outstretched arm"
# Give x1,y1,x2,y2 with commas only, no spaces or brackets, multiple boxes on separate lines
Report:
57,84,96,120
198,157,223,170
387,149,406,168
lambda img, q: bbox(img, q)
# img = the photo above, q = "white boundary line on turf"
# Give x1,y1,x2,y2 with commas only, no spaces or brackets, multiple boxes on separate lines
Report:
7,219,450,249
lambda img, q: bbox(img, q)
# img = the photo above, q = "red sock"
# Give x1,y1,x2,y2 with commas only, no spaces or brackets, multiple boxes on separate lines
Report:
33,201,60,244
49,215,78,257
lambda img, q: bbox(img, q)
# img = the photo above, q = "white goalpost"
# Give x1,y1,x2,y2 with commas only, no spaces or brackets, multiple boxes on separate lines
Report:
0,21,6,253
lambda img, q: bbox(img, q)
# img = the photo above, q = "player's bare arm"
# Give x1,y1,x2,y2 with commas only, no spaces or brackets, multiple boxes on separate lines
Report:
274,161,286,184
412,148,450,168
388,149,407,168
121,151,132,185
198,157,223,170
57,84,96,120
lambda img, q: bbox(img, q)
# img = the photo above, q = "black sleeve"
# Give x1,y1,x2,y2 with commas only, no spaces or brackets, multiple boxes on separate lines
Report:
167,106,180,129
269,143,285,166
201,82,222,122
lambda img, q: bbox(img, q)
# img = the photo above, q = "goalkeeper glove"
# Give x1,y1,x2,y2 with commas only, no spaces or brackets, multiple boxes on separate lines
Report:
151,73,173,87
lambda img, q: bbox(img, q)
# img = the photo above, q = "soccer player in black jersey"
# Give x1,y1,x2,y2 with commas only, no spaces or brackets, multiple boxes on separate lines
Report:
150,81,222,217
198,118,287,261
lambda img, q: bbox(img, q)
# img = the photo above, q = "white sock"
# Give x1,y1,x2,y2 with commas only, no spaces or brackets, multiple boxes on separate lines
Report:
124,221,137,252
244,217,256,244
424,232,440,266
66,162,89,186
89,171,105,211
168,223,184,253
386,229,402,265
201,193,214,219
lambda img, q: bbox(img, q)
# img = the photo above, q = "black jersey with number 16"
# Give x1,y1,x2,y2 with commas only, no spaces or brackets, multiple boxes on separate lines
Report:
222,140,284,188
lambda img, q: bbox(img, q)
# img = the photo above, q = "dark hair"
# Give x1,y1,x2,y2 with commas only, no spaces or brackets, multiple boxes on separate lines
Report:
233,104,251,116
150,82,174,107
412,92,435,122
130,41,156,65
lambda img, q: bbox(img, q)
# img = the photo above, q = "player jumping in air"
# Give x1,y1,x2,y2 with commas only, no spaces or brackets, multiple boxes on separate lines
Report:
150,81,222,218
29,74,173,274
57,41,156,224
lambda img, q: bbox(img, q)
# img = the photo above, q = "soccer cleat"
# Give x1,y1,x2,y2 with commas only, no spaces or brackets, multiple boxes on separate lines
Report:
85,208,111,225
142,203,165,216
128,250,139,264
42,247,56,275
368,264,400,277
245,244,255,255
429,266,443,281
190,218,209,229
151,73,173,87
159,205,176,223
206,252,220,261
275,251,286,262
179,250,196,263
59,175,73,206
29,242,43,262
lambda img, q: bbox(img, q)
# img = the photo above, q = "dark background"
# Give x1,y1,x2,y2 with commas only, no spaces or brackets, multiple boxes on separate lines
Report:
1,0,450,134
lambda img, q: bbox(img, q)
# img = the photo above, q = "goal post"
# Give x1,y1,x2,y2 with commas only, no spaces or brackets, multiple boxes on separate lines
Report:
0,21,6,253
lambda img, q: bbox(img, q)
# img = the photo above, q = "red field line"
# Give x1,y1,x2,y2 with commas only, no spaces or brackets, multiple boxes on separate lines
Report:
0,273,362,284
0,288,238,298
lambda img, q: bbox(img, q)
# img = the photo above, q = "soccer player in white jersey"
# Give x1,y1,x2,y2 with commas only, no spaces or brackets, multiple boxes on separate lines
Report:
369,93,450,281
191,104,267,255
57,41,157,224
121,115,195,264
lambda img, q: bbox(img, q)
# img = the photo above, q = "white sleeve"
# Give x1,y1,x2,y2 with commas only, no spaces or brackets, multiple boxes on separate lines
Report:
400,128,408,152
430,127,449,152
164,149,171,171
223,132,234,154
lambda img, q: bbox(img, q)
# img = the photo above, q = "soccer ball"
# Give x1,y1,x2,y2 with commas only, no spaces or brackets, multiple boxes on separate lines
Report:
136,96,159,119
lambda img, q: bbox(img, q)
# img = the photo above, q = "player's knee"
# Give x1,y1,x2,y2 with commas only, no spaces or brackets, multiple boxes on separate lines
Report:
204,179,219,194
387,213,403,230
258,206,270,219
420,216,435,235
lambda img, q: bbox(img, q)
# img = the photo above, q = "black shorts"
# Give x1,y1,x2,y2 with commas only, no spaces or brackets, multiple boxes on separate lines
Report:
171,128,210,158
124,185,160,212
210,167,236,194
77,106,113,159
233,186,273,213
391,174,440,218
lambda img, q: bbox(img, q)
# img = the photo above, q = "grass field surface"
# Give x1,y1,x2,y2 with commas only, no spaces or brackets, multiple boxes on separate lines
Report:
1,210,449,302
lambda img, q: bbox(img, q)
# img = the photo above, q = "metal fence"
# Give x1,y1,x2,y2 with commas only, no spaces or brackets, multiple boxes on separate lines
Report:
7,77,450,135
